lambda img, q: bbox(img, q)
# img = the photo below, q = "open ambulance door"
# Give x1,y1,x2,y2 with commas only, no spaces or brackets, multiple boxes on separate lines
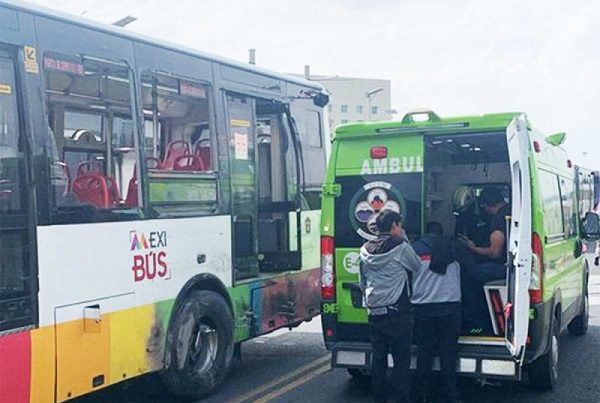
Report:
505,115,533,360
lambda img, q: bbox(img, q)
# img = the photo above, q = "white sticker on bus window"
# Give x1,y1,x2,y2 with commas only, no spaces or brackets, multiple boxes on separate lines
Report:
0,84,11,95
23,46,39,74
234,132,248,160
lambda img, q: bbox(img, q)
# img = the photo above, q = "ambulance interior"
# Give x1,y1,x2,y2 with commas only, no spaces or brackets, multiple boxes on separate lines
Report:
424,132,512,339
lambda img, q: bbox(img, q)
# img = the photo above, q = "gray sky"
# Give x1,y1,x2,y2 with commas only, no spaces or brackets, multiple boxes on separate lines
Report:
29,0,600,168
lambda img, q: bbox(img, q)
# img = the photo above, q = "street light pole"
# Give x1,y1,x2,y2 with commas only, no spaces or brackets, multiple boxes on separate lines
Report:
366,87,383,122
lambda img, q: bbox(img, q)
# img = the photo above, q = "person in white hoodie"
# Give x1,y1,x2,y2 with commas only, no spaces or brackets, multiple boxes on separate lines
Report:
359,210,421,403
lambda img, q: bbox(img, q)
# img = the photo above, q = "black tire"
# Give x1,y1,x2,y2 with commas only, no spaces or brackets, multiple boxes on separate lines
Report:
528,317,559,390
347,368,370,380
568,273,589,336
161,290,234,399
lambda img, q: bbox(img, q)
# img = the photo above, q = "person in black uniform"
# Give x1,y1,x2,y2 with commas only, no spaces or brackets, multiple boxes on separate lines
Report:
459,187,511,334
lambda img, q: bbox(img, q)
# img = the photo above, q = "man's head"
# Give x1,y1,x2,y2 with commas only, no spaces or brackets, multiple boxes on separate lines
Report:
478,187,506,215
375,209,403,238
426,221,443,236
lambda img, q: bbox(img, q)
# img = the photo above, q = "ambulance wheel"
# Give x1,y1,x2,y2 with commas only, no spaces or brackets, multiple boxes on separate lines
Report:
528,318,559,390
568,274,589,336
161,290,234,399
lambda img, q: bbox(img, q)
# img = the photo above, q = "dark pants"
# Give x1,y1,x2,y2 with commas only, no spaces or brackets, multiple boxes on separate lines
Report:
369,304,412,403
414,304,461,402
461,262,505,333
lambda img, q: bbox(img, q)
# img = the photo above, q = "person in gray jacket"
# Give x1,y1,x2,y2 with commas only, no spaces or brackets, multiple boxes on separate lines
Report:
359,210,421,403
411,222,462,403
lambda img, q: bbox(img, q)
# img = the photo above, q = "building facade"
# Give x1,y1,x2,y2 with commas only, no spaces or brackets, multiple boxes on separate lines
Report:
299,68,393,134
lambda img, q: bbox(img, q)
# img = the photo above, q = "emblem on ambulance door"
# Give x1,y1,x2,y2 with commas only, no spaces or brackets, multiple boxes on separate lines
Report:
349,181,406,241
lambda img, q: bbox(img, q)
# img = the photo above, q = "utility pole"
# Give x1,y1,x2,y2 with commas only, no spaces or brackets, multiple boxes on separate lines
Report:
366,87,383,121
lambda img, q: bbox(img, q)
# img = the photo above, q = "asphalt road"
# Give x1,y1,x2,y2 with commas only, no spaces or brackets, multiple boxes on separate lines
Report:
76,260,600,403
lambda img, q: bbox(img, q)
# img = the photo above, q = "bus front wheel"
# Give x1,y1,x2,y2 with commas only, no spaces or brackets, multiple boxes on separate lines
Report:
161,290,234,399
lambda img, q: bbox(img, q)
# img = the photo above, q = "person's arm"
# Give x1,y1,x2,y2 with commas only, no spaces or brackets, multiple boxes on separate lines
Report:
359,261,367,292
402,243,422,273
466,230,505,259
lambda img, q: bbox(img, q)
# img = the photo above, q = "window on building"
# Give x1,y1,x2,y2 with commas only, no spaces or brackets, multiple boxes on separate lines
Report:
356,105,363,114
371,106,378,115
341,105,348,113
341,119,348,124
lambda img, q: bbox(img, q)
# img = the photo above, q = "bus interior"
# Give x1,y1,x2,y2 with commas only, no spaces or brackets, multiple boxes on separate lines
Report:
45,56,214,213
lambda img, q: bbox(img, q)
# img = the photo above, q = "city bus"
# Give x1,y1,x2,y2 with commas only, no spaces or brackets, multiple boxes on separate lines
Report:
321,110,599,390
0,1,329,401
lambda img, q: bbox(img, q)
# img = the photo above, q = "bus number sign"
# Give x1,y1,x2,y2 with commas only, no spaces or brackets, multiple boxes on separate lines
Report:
129,230,169,282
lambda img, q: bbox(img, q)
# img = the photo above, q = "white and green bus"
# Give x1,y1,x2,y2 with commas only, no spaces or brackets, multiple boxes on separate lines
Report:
0,1,329,401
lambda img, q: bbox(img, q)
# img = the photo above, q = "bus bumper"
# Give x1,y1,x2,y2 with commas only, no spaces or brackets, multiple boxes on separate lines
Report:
329,342,522,381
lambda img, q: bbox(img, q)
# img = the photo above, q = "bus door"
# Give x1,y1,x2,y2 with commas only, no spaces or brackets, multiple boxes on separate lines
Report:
0,47,36,334
255,101,302,273
505,115,532,360
227,94,260,280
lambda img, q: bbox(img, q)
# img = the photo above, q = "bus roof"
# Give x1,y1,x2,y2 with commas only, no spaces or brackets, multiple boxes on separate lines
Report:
1,0,325,92
333,111,524,140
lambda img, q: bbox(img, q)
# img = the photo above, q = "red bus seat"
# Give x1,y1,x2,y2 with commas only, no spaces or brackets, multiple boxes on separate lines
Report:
162,140,191,170
194,143,211,171
72,173,110,208
124,158,161,207
174,155,205,171
76,160,104,177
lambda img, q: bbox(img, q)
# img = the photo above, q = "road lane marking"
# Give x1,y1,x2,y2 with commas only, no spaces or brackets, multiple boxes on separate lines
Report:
253,363,330,403
228,354,330,403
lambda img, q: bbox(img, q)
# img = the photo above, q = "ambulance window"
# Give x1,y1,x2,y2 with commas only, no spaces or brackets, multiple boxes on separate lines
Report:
559,176,577,238
538,170,564,242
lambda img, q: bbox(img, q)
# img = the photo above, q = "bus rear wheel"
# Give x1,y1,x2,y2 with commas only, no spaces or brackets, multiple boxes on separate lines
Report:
161,290,234,399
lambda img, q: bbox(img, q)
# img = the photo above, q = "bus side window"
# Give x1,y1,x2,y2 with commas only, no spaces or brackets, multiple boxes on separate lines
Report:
141,73,217,216
44,53,141,222
290,100,325,210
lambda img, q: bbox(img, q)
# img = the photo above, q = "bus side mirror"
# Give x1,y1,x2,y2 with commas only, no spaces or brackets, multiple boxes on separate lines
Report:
312,93,329,108
582,212,600,240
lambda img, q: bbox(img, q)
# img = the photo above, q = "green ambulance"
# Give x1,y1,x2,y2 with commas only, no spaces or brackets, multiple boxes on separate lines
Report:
320,109,599,389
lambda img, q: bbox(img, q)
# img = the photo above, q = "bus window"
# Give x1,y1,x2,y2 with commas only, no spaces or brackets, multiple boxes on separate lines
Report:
0,50,34,332
0,57,24,215
290,100,325,210
141,73,216,216
44,53,141,221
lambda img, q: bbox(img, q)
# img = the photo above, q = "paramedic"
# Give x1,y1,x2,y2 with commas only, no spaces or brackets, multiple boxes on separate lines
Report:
359,209,421,403
459,186,511,334
412,222,462,403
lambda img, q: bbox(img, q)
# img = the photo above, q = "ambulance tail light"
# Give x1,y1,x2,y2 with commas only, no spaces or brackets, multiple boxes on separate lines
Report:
370,146,388,159
321,236,336,300
529,233,543,304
